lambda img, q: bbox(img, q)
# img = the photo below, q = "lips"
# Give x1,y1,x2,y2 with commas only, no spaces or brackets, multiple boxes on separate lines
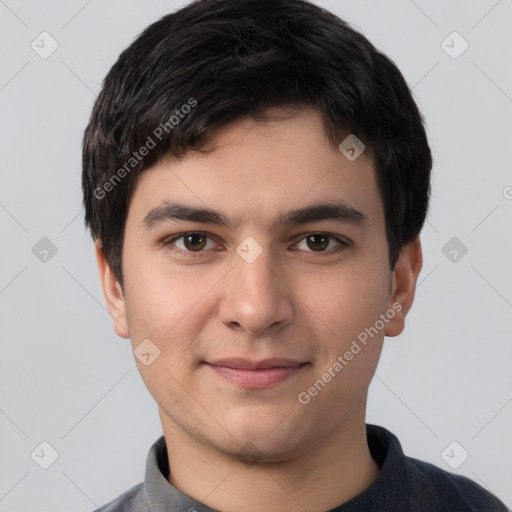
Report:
205,358,308,388
208,358,304,370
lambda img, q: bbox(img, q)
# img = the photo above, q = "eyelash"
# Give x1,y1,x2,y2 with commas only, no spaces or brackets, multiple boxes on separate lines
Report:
162,232,349,258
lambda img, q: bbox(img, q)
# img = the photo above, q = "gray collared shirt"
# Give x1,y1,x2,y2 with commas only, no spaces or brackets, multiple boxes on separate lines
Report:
94,434,215,512
93,424,509,511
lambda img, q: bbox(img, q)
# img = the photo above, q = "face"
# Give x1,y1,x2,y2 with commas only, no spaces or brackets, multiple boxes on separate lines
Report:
99,107,417,461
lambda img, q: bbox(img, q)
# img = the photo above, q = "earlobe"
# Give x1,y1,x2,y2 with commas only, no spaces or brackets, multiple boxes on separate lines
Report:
95,241,130,338
384,237,423,338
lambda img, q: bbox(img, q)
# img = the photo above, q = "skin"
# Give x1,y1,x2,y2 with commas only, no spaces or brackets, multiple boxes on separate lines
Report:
96,107,423,512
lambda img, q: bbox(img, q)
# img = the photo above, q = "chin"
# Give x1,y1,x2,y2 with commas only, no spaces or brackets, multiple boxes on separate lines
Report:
214,414,313,463
219,435,305,464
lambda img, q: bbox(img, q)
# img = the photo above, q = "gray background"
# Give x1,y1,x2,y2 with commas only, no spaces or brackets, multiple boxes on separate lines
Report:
1,0,511,510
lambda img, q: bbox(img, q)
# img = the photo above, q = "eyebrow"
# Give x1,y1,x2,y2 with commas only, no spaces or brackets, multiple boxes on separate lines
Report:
140,201,370,232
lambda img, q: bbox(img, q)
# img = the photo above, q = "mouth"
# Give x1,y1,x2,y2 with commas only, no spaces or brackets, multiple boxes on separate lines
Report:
204,358,309,388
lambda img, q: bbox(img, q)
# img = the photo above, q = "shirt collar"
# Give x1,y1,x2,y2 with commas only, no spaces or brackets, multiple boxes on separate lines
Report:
143,436,216,511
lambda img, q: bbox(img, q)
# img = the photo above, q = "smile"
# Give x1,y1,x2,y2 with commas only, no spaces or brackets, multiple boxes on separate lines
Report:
205,358,309,389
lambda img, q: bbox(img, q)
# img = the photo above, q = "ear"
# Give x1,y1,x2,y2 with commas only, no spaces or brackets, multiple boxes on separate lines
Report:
384,236,423,338
95,241,130,338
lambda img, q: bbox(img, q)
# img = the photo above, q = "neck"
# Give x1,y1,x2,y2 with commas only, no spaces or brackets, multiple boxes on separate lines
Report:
161,406,380,512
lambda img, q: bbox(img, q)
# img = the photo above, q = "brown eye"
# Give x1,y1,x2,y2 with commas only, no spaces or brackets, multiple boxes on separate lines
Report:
163,232,217,258
306,234,330,251
183,233,207,251
292,233,347,254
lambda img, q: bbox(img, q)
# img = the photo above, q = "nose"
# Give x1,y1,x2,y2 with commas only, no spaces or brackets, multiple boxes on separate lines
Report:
218,245,295,336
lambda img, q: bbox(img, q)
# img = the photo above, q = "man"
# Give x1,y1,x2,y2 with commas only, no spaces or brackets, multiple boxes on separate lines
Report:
82,0,509,510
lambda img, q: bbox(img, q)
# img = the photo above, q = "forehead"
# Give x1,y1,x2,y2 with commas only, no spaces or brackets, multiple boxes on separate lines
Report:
126,108,384,234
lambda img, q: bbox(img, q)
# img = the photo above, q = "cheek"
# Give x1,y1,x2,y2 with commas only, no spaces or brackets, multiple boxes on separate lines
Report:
295,264,389,413
122,256,227,401
122,248,217,341
297,258,391,347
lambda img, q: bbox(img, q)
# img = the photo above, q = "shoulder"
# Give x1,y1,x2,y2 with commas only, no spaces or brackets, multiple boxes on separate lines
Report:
359,425,508,512
92,482,146,512
404,455,509,512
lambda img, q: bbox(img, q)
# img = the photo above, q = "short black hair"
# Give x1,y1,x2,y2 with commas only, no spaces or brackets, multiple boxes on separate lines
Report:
82,0,432,286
